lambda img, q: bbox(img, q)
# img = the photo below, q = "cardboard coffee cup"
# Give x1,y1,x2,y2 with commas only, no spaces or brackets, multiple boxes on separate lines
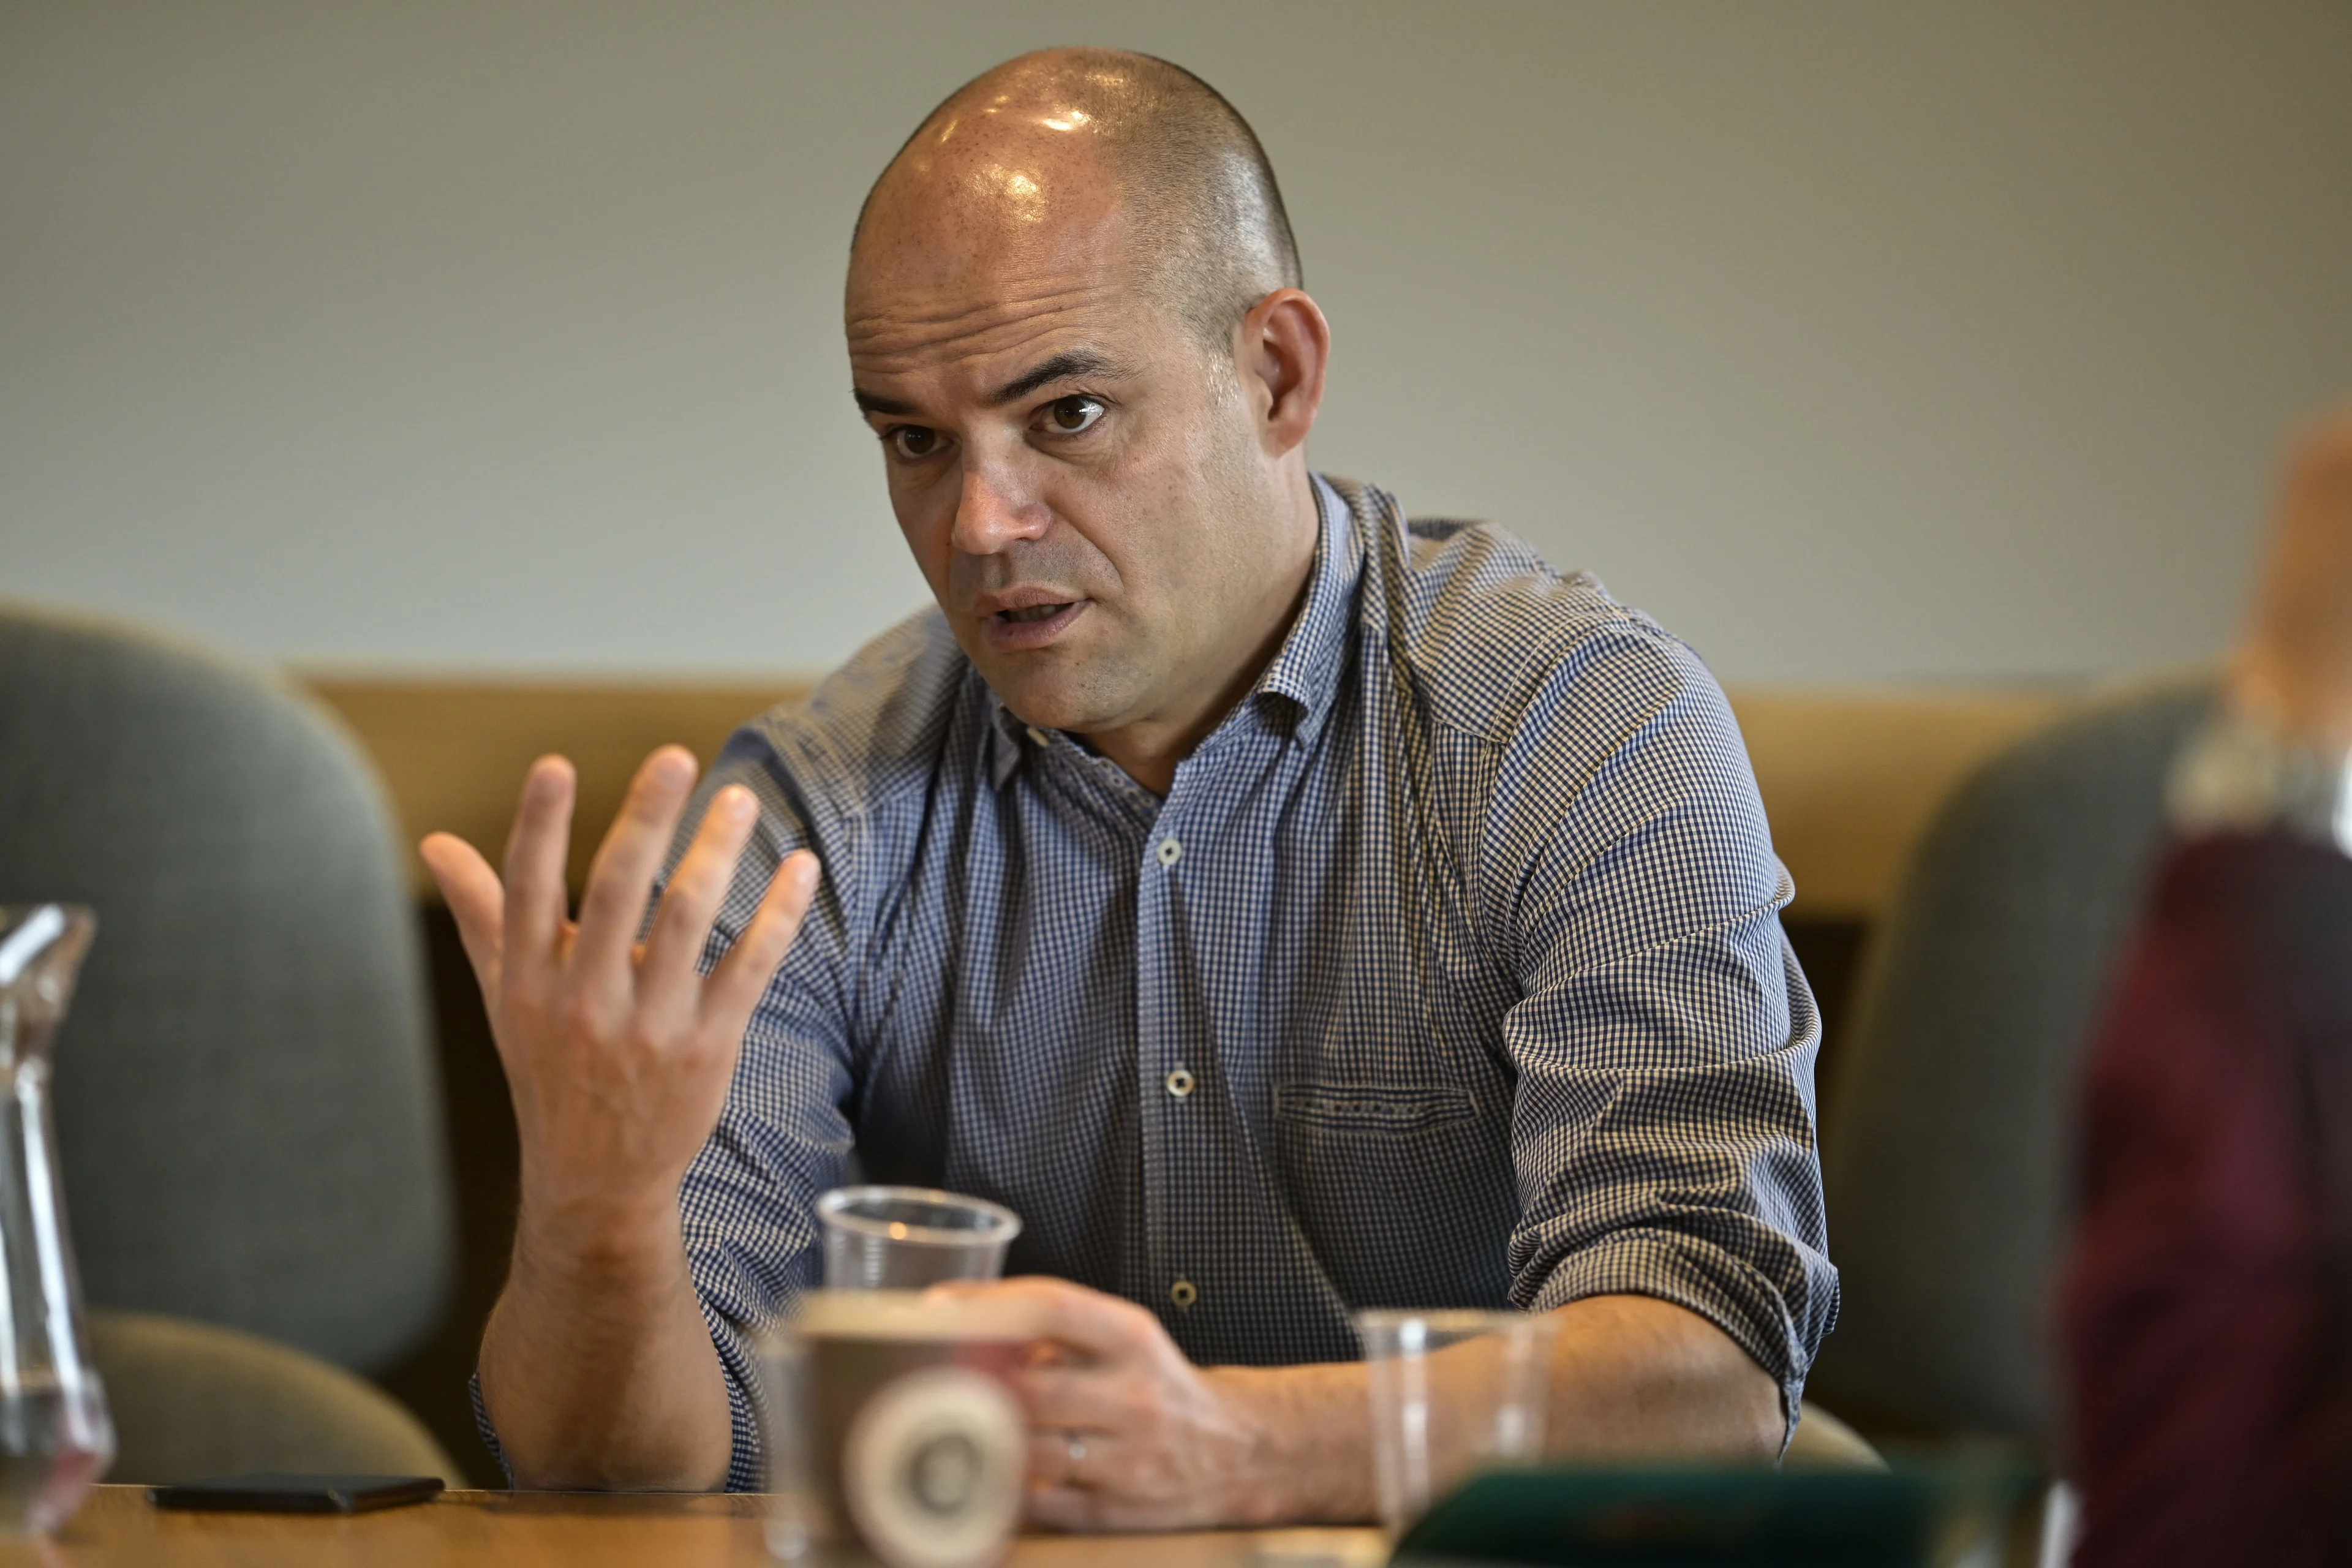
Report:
764,1289,1041,1568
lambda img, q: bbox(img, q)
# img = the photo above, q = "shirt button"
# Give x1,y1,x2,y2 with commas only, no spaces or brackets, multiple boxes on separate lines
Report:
1154,836,1183,867
1025,726,1049,747
1169,1278,1199,1309
1164,1067,1196,1099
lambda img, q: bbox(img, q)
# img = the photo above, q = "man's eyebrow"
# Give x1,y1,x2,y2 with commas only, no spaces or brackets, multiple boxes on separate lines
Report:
986,350,1130,407
853,388,917,417
850,350,1131,420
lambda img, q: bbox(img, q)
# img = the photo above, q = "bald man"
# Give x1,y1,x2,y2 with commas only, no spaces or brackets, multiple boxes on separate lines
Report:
423,50,1835,1523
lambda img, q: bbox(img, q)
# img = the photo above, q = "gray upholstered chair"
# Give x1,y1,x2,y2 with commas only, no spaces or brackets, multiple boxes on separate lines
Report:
92,1310,458,1483
0,604,456,1436
1806,678,2214,1445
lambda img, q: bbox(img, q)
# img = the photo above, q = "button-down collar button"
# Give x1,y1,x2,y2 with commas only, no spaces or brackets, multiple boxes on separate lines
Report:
1025,726,1049,747
1164,1067,1196,1099
1154,836,1183,867
1169,1278,1198,1309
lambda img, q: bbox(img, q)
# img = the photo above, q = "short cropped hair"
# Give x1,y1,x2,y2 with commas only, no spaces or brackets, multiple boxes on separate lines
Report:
858,50,1303,353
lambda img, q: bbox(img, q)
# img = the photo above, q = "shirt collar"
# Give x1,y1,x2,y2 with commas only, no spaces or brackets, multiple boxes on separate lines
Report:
985,692,1033,788
982,472,1363,785
1245,473,1361,750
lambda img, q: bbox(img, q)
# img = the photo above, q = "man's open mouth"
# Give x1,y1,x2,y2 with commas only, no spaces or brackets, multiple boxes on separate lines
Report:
997,603,1072,624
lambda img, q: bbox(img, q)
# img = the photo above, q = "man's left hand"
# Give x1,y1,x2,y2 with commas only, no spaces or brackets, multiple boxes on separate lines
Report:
924,1277,1777,1531
929,1276,1308,1531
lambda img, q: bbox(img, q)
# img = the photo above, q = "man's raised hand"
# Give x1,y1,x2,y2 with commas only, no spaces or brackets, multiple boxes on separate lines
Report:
418,746,820,1252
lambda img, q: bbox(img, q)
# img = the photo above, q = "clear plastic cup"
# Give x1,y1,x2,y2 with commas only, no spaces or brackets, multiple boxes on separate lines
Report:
1357,1308,1558,1540
815,1186,1022,1290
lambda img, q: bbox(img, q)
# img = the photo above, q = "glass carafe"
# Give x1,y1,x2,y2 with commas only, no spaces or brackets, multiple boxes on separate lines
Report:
0,907,113,1533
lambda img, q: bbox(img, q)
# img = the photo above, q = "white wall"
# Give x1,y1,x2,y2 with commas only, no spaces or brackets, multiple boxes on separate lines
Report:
4,2,2348,684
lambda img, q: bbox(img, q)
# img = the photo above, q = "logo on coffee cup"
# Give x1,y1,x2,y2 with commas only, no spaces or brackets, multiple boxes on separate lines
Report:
840,1364,1025,1568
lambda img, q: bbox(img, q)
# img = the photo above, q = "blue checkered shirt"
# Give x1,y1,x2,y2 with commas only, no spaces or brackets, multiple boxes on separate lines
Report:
529,475,1835,1490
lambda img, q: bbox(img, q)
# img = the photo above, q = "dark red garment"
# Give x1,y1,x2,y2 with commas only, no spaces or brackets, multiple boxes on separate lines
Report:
2061,834,2352,1567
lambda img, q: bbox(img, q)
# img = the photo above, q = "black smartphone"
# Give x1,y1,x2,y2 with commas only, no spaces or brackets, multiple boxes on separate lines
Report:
148,1473,445,1514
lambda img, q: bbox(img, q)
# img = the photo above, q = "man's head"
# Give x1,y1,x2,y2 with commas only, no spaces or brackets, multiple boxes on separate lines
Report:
856,50,1301,354
846,49,1330,772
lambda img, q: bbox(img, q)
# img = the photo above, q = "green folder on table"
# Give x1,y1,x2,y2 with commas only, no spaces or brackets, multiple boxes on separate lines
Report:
1391,1462,2043,1567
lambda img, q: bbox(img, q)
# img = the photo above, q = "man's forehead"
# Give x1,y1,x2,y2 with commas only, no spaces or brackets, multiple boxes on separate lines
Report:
848,211,1171,387
846,282,1150,394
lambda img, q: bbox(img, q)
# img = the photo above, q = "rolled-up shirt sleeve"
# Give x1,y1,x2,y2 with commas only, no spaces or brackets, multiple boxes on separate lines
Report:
673,726,864,1493
1490,628,1837,1425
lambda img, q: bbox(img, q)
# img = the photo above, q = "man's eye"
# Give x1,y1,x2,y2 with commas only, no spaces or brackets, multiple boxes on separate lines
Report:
889,426,940,459
1043,396,1104,435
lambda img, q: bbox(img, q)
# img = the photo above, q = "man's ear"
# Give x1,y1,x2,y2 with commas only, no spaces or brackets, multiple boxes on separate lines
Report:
1236,289,1330,459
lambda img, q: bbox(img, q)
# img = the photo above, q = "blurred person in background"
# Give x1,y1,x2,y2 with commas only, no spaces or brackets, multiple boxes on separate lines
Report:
2062,405,2352,1565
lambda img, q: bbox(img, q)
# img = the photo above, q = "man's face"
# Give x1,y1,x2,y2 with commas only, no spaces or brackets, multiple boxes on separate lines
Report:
845,166,1281,737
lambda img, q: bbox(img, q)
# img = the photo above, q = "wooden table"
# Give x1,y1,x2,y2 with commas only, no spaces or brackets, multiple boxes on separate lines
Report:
17,1487,1387,1566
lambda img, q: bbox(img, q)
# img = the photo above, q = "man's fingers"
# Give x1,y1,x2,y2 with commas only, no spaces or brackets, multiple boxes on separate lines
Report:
420,832,506,1000
927,1276,1161,1364
637,783,763,1019
571,746,699,986
1023,1481,1109,1534
499,756,577,992
701,850,821,1027
1023,1469,1169,1535
1012,1364,1131,1436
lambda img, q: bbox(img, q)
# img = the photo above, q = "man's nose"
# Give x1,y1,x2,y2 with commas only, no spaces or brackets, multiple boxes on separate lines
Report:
951,458,1052,555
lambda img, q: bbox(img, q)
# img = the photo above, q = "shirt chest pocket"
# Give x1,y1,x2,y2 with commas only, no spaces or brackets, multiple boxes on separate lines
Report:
1271,1081,1477,1136
1268,1079,1517,1307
